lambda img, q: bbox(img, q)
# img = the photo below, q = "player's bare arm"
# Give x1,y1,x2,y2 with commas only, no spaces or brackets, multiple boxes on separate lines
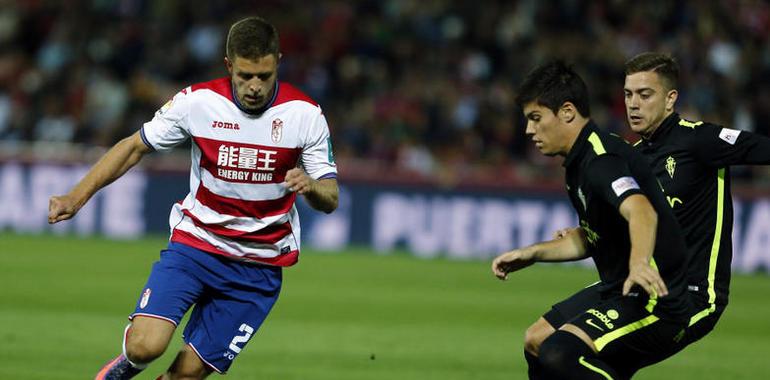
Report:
48,131,152,224
492,228,589,280
618,193,668,297
283,167,338,213
552,226,581,240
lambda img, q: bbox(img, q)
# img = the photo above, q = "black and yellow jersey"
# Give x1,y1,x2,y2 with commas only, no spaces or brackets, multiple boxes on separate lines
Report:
634,112,770,312
564,122,690,321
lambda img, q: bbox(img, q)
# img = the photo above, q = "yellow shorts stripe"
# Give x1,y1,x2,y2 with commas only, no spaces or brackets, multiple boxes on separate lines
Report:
689,304,717,327
594,314,660,351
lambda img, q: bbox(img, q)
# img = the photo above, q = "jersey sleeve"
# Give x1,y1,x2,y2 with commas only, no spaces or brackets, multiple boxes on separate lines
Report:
586,154,644,210
300,106,338,180
140,88,192,151
691,123,770,166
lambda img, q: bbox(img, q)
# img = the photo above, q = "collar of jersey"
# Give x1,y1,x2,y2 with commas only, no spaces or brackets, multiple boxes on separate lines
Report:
231,81,280,116
563,121,598,168
643,112,679,143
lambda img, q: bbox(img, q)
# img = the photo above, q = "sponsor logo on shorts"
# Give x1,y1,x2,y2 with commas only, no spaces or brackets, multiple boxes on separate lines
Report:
140,288,151,309
585,319,605,332
587,308,615,329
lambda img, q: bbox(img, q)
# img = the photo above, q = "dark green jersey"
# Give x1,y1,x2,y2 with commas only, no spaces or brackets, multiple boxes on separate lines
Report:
635,113,770,308
564,122,690,321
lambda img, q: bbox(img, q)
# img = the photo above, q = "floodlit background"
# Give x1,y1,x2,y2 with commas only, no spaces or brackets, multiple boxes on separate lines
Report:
1,1,769,379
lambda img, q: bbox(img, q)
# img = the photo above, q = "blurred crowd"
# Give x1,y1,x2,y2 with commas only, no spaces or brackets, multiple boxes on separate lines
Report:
2,0,770,186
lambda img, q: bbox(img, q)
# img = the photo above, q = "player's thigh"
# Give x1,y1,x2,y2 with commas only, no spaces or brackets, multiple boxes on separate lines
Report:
568,296,686,376
542,282,603,328
524,317,556,354
182,264,282,374
131,248,206,326
165,345,214,380
682,302,726,346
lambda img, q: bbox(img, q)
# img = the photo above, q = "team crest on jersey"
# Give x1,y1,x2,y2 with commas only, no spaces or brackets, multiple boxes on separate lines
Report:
665,156,676,178
140,288,152,309
271,119,283,143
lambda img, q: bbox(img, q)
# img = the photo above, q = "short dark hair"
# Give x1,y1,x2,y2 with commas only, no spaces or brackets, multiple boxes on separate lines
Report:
624,52,679,91
226,16,280,60
515,61,591,117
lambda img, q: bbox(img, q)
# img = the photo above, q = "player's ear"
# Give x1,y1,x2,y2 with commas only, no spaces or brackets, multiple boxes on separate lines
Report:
665,89,678,113
559,102,576,124
225,56,233,75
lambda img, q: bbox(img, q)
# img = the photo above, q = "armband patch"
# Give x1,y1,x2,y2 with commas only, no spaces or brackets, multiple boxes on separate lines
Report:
718,128,741,145
611,176,640,197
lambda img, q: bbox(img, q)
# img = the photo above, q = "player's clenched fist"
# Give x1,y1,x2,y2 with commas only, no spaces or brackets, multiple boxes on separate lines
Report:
48,194,79,224
283,168,314,194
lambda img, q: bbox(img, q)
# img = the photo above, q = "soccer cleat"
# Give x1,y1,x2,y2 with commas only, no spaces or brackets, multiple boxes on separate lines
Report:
94,354,144,380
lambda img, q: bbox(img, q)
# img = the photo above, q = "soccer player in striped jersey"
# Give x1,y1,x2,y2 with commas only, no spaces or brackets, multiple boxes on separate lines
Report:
493,61,693,379
48,16,338,379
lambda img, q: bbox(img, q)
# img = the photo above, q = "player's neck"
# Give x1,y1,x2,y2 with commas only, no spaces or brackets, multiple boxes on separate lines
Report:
640,110,675,140
561,117,590,157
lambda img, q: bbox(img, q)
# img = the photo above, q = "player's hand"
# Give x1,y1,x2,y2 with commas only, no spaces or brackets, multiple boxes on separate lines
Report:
492,248,535,280
48,194,79,224
283,168,314,194
623,260,669,297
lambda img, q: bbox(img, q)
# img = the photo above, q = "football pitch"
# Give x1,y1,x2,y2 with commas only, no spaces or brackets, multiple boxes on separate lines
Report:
1,233,768,379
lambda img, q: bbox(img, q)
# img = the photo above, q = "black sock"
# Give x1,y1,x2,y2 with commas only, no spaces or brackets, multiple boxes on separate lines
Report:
538,331,621,380
524,349,543,380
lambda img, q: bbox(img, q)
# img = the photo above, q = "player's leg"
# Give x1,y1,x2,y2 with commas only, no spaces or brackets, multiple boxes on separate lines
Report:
538,326,621,380
95,318,178,380
539,295,687,379
160,245,283,377
524,283,603,379
523,317,555,379
124,316,177,364
96,246,204,380
158,345,213,380
681,301,725,347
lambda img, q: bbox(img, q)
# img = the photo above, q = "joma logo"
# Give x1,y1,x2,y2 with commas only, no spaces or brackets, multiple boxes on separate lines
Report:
212,120,240,130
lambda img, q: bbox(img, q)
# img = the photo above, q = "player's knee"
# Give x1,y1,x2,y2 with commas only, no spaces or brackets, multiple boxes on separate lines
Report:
125,333,167,364
538,331,588,376
524,320,553,356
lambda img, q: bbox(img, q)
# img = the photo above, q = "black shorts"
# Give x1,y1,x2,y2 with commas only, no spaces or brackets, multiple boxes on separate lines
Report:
681,298,726,346
543,282,603,328
541,283,693,378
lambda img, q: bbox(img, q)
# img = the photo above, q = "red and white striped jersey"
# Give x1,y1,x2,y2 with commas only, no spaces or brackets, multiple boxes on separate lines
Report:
140,78,337,266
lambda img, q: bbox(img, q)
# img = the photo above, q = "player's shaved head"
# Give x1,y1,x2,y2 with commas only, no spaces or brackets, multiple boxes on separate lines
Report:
226,16,280,60
625,52,679,91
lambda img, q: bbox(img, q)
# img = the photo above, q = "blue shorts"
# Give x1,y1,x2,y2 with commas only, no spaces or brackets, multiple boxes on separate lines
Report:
130,242,282,373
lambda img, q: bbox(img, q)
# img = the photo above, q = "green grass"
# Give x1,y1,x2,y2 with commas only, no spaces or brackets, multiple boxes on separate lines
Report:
1,232,768,379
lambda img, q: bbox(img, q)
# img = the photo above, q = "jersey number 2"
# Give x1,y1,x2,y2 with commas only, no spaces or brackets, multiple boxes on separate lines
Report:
228,323,254,354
